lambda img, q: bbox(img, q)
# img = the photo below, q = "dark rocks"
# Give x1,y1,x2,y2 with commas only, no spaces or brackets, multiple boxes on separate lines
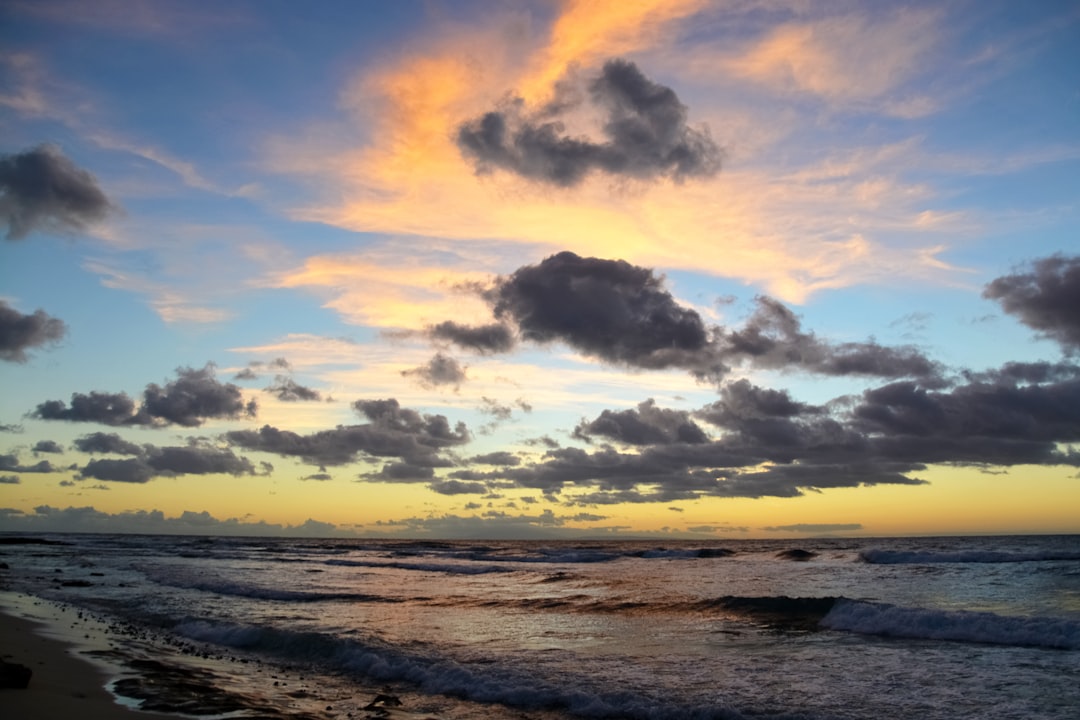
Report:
0,659,33,689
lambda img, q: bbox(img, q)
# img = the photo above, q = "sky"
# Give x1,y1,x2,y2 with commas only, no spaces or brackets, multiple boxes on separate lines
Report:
1,0,1078,540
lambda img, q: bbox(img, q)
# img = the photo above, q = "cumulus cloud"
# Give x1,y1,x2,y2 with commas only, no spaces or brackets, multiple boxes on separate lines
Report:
226,398,469,468
574,399,709,446
0,452,56,473
73,431,144,455
458,59,721,187
265,376,322,402
451,359,1080,503
480,252,941,384
983,254,1080,352
0,505,357,537
489,251,718,373
77,443,255,483
32,364,256,427
32,439,63,454
0,300,67,362
401,352,467,389
716,296,943,381
0,475,20,484
0,144,114,240
425,321,516,354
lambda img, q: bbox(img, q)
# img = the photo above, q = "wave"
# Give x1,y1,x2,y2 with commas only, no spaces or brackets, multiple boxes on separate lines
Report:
859,549,1080,564
173,619,762,719
323,558,515,575
821,600,1080,650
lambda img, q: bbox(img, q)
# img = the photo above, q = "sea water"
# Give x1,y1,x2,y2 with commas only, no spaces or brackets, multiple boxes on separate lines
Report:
1,534,1078,719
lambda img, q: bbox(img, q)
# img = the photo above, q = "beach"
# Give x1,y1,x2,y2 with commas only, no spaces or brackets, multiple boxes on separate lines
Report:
0,602,172,720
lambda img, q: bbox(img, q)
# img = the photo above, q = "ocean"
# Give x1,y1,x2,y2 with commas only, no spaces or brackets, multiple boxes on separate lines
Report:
1,533,1078,719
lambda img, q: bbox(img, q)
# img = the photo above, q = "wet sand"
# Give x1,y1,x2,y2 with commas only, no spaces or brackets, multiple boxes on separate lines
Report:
0,595,446,720
0,606,172,720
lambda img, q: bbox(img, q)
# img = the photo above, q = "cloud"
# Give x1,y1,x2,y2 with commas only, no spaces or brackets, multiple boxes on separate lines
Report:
0,144,114,240
469,451,521,466
401,352,467,389
425,321,516,354
721,8,939,108
32,439,63,453
0,505,357,537
33,364,257,427
0,300,67,362
32,391,138,425
449,358,1080,503
265,376,322,402
0,475,19,484
0,453,56,473
78,443,255,483
458,59,721,187
226,398,469,468
983,254,1080,353
480,252,942,383
574,399,709,446
72,431,143,455
716,296,943,381
489,251,717,373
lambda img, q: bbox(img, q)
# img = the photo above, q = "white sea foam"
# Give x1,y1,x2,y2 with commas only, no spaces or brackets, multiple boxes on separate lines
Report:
821,600,1080,649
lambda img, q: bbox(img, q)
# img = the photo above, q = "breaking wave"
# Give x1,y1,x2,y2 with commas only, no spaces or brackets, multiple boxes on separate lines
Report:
173,619,760,719
822,600,1080,650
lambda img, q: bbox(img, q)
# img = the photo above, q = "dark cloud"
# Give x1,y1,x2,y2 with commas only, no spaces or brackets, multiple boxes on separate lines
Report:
33,364,256,427
983,254,1080,352
0,505,356,537
302,472,332,481
73,432,144,455
233,368,259,381
78,444,255,483
265,376,322,402
79,457,154,483
33,391,138,425
0,424,22,433
717,297,943,381
457,59,721,187
456,359,1080,503
0,144,114,240
426,321,516,354
574,399,709,445
0,453,56,473
141,365,257,426
364,462,437,482
227,399,469,468
0,475,18,484
481,252,940,384
401,352,467,389
469,451,521,466
489,251,718,373
0,300,67,362
32,439,63,454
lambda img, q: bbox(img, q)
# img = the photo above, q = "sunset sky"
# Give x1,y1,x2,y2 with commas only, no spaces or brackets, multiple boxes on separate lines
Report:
2,0,1078,539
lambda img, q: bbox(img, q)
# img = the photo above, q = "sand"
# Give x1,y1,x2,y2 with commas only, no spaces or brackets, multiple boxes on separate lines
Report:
0,604,172,720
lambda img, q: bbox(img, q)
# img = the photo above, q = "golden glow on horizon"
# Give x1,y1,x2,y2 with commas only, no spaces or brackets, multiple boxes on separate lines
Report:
5,463,1078,537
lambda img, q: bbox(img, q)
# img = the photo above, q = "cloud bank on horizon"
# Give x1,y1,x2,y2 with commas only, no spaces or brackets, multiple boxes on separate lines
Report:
0,0,1078,538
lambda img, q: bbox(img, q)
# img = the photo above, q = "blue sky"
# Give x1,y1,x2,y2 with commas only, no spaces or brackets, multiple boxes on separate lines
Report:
1,0,1078,538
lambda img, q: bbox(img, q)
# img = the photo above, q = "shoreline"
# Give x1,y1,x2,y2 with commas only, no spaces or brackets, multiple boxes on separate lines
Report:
0,599,173,720
0,593,446,720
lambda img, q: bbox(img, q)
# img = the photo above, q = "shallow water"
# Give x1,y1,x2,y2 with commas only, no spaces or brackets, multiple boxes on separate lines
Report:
1,534,1078,719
